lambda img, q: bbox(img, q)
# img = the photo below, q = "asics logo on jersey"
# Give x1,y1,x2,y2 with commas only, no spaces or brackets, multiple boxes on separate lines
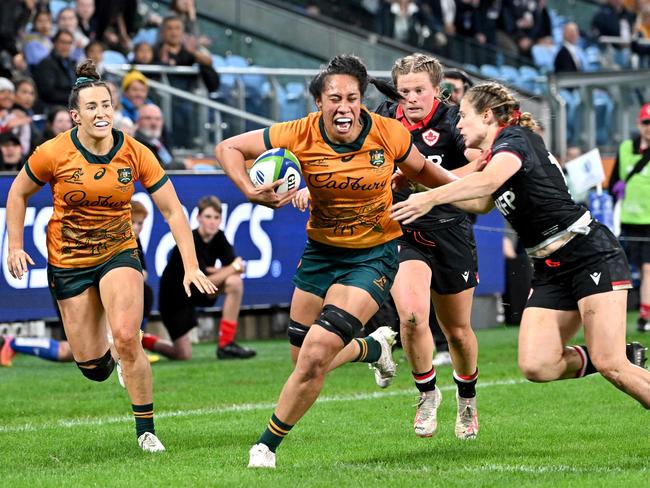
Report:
494,190,516,216
94,168,107,179
422,129,440,147
341,155,354,162
590,272,601,285
545,259,561,267
462,271,470,282
373,275,388,291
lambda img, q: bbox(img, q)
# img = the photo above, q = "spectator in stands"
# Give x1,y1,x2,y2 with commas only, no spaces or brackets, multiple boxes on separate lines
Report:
120,70,151,123
133,41,155,65
609,103,650,332
22,9,53,68
32,30,77,108
632,4,650,67
554,22,588,72
84,40,105,75
170,0,212,49
554,22,589,147
143,195,256,361
41,106,73,141
75,0,97,41
0,77,33,156
0,0,34,77
153,15,213,146
105,80,135,134
418,0,458,48
385,0,421,45
454,0,498,64
135,104,183,169
56,7,89,62
591,0,636,68
93,0,138,54
0,132,26,171
153,15,213,75
499,0,552,58
11,77,42,154
442,69,473,106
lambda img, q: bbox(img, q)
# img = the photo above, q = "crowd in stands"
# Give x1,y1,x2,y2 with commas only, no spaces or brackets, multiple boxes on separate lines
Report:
298,0,650,69
0,0,649,171
0,0,217,171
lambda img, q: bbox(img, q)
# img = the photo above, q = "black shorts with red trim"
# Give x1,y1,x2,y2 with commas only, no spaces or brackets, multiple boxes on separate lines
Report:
527,221,632,311
398,219,478,295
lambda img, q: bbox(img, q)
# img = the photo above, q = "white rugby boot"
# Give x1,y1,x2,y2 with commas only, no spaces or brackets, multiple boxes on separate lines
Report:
413,388,442,437
368,326,397,388
138,432,166,452
248,443,276,468
455,393,479,440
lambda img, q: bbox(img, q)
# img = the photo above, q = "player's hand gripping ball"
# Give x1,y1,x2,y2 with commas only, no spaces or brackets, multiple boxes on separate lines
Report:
250,148,302,194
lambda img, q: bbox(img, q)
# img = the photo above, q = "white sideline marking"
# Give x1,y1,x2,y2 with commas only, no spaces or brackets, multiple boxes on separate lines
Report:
0,378,524,434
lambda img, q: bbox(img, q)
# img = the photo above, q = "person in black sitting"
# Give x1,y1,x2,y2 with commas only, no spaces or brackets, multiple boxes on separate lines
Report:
143,195,256,360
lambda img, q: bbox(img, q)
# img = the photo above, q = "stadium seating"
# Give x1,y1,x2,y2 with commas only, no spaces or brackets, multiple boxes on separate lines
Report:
278,81,307,121
499,65,520,85
103,50,129,65
531,44,557,73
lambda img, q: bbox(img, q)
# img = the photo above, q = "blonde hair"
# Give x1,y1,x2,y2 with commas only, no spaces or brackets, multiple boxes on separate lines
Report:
465,82,538,130
391,53,443,89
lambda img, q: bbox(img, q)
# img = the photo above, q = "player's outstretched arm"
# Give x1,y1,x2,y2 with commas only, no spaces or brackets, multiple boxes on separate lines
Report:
151,181,217,297
215,130,295,209
6,170,39,279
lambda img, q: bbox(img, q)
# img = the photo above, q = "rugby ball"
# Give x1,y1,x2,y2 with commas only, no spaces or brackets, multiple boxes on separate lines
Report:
250,148,302,194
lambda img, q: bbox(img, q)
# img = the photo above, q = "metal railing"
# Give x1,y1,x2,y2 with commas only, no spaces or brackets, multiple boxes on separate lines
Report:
547,69,650,159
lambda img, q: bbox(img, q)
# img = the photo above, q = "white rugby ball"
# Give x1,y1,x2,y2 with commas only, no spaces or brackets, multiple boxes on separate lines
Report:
250,148,302,194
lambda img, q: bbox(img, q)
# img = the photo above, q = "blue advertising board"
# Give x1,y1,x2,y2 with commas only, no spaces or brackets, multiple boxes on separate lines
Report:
0,173,504,322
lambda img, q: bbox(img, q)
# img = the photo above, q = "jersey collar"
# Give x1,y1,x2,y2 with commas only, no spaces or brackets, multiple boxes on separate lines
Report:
71,127,124,165
395,99,439,131
319,108,372,154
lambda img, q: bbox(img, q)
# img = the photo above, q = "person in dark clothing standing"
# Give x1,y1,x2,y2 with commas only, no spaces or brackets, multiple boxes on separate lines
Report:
143,195,256,360
32,30,77,109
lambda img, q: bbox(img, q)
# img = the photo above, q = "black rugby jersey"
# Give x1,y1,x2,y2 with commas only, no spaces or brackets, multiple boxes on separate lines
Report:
489,125,585,249
376,100,469,230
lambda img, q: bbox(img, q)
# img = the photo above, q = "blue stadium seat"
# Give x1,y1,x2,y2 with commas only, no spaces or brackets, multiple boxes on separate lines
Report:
278,82,306,121
531,44,557,73
461,63,478,74
49,0,69,18
499,65,520,84
103,50,128,65
132,28,158,47
479,64,503,81
517,65,543,94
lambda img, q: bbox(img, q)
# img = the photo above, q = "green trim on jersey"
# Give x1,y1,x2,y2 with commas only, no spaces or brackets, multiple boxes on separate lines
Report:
24,161,46,186
147,174,169,194
71,127,125,165
318,110,372,154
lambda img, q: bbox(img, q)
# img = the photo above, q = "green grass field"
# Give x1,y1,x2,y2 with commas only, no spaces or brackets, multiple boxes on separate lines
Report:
1,319,649,487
